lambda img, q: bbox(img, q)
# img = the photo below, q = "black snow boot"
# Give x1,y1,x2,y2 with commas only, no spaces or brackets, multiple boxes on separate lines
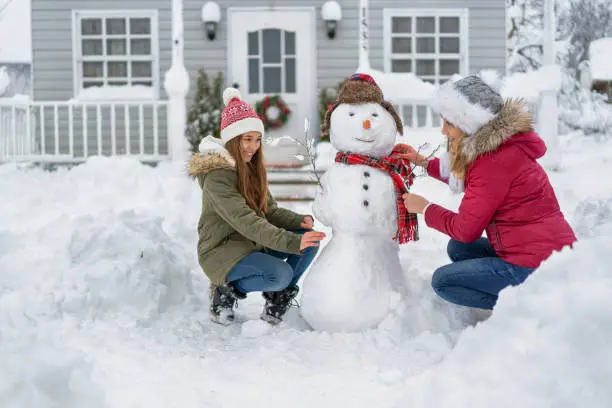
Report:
209,283,246,325
260,286,300,325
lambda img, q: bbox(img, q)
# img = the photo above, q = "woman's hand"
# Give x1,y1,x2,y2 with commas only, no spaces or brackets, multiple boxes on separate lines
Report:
300,215,314,229
402,193,430,214
300,231,326,251
394,144,428,167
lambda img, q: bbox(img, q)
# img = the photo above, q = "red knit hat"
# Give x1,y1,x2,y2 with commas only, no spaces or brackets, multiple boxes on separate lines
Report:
220,87,264,143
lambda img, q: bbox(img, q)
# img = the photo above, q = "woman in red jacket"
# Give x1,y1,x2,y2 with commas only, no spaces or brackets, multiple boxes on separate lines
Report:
400,74,576,311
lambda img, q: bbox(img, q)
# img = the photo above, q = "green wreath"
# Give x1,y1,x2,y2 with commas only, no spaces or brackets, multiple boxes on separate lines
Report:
255,94,291,130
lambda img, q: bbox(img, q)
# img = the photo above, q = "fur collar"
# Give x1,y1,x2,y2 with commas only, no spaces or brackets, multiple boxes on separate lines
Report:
187,136,235,178
460,99,533,164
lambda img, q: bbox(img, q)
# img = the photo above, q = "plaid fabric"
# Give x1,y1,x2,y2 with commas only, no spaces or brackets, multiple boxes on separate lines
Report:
335,146,419,244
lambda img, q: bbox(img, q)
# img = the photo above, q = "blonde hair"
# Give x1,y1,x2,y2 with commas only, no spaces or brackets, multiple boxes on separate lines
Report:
449,130,468,181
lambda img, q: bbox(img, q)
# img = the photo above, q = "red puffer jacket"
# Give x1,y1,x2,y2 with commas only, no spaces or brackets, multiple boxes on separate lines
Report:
424,101,577,268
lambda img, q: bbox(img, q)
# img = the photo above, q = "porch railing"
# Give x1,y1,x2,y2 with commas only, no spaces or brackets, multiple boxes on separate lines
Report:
0,100,169,162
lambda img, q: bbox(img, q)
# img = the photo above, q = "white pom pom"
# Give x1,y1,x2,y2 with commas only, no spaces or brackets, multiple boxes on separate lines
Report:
223,87,242,106
478,69,503,93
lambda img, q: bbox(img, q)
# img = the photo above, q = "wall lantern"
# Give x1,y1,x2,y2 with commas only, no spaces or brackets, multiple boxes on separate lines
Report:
201,1,221,41
321,1,342,39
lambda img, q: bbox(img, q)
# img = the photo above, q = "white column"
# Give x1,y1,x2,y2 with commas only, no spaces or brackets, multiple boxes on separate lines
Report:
357,0,370,72
164,0,190,162
537,0,561,170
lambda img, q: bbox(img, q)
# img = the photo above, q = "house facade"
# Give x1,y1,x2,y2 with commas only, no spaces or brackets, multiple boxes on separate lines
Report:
27,0,507,164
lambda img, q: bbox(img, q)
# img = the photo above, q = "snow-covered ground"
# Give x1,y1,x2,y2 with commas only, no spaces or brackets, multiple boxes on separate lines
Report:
1,129,612,407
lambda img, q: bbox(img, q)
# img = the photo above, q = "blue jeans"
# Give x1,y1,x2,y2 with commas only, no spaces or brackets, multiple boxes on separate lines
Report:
431,238,535,310
226,230,319,294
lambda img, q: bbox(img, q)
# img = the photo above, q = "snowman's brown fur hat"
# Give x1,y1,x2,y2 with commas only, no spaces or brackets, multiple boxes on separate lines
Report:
323,73,403,136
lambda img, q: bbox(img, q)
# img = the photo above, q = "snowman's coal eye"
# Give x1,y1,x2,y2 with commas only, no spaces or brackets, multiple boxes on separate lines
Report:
349,112,355,117
372,113,379,117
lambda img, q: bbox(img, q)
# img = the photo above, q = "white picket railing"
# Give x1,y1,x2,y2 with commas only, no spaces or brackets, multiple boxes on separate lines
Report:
392,97,440,129
0,100,169,162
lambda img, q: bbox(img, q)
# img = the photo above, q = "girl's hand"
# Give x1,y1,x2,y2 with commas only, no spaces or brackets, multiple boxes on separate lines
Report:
402,193,430,214
300,231,326,251
300,216,314,229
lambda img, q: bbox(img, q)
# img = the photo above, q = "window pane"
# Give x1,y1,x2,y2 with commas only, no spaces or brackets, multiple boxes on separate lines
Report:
106,18,126,35
285,57,296,93
83,62,103,77
416,37,435,53
248,58,259,93
262,29,281,63
107,39,126,55
108,81,128,86
82,39,103,56
83,81,104,88
440,17,459,33
391,37,411,53
81,18,102,35
107,61,127,77
439,59,460,75
132,61,152,77
416,59,435,75
391,17,411,33
391,59,412,73
248,32,258,56
416,17,435,33
130,18,151,34
263,67,281,93
440,37,460,53
130,39,151,55
285,31,295,55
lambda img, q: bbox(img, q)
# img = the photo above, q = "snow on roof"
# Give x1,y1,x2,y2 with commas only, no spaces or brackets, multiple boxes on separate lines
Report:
0,0,31,63
588,37,612,80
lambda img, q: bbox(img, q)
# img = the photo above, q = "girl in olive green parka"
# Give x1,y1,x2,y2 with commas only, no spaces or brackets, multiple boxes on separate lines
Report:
187,87,326,325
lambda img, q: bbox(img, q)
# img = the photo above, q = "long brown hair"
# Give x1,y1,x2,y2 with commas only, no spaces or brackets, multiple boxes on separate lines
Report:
225,135,269,214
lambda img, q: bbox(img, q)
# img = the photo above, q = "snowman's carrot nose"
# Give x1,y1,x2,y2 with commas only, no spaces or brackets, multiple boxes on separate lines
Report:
362,119,371,129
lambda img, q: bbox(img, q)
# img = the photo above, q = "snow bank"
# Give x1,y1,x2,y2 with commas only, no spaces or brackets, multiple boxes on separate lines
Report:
358,68,437,102
402,221,612,407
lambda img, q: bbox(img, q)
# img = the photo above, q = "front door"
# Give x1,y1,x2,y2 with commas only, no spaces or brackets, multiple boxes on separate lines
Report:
228,8,316,167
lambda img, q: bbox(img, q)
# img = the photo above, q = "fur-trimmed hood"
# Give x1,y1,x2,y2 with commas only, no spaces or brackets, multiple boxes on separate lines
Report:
187,136,236,180
460,99,536,164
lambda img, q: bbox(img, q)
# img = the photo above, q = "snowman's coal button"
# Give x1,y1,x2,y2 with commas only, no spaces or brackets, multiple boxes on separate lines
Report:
363,200,369,207
363,184,369,191
364,171,370,177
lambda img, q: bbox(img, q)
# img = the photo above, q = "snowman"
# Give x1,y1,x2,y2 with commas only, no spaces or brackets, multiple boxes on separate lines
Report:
300,73,419,333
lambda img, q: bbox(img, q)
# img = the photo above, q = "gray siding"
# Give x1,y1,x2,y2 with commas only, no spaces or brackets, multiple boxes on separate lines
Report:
31,0,505,158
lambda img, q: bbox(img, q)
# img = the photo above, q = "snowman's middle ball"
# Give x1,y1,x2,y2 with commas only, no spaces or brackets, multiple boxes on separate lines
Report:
330,103,398,158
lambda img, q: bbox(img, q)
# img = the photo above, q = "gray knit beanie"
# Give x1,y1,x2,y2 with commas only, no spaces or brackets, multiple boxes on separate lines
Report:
430,74,504,135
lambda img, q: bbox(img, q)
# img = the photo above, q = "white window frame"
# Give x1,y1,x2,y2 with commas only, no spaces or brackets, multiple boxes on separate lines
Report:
383,8,469,84
71,9,160,99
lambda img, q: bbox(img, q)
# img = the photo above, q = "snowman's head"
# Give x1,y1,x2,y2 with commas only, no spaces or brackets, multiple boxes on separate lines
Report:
330,103,399,157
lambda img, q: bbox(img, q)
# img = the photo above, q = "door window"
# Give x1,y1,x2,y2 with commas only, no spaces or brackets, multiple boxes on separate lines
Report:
247,28,297,94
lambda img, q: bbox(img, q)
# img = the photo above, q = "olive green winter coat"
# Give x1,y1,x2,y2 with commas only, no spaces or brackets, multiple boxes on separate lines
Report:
187,145,306,286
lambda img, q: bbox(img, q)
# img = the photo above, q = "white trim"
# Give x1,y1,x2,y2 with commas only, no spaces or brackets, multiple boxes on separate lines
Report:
220,117,265,143
383,8,469,83
71,9,160,100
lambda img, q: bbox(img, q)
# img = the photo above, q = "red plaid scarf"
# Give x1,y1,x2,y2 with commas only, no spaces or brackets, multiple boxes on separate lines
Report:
335,146,419,244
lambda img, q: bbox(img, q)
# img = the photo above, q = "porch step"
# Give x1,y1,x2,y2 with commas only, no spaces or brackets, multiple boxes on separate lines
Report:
267,167,320,202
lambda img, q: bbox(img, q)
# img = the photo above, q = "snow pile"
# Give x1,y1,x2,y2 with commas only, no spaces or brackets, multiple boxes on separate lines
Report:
358,68,437,102
402,221,612,407
501,65,563,101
